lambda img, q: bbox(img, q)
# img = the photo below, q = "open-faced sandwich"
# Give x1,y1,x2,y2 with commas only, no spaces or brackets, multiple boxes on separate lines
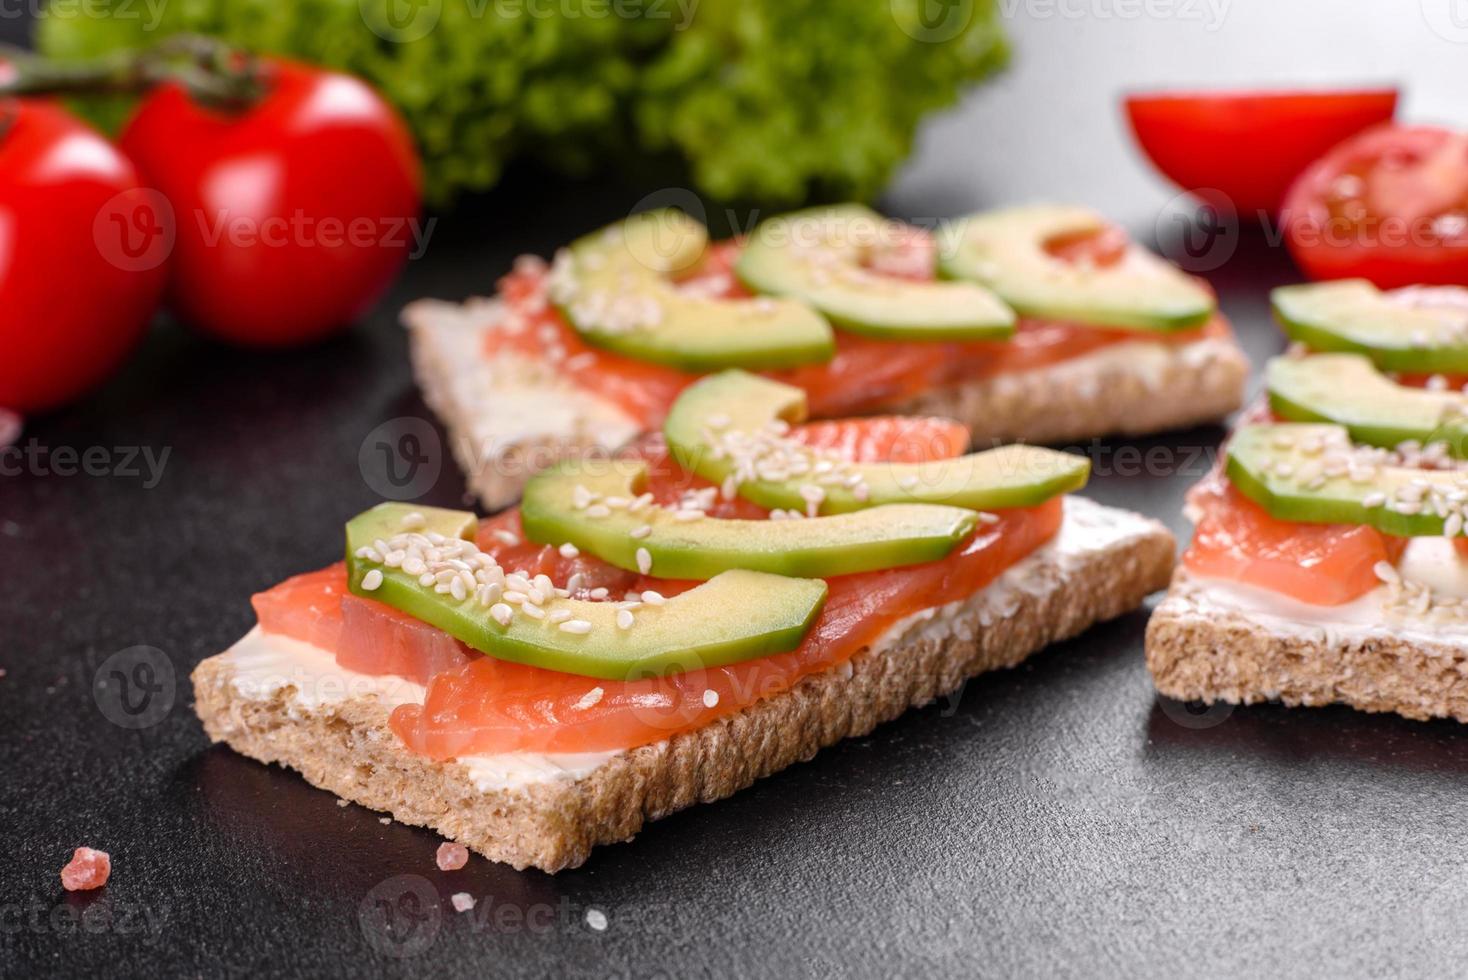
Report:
195,372,1175,871
1148,280,1468,722
408,204,1250,509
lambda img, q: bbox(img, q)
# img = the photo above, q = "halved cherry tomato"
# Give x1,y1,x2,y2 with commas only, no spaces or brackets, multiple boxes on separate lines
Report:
0,100,167,413
1126,88,1398,216
1283,124,1468,288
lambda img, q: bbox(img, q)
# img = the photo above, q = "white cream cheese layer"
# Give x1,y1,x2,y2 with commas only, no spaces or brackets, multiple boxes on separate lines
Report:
1176,536,1468,646
221,628,620,792
219,497,1160,791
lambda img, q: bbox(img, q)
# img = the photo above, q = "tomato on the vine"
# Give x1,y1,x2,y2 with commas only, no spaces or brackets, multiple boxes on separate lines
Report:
119,59,423,347
0,100,168,413
1282,124,1468,288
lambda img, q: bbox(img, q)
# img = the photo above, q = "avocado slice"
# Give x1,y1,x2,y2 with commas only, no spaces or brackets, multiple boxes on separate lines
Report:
547,208,835,372
1267,353,1468,453
522,458,979,580
663,371,1090,514
1226,423,1468,537
345,503,827,681
1272,280,1468,373
733,204,1016,341
938,204,1215,332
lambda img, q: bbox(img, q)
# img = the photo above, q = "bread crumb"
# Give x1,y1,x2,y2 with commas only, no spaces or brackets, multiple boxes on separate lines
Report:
379,817,391,825
436,842,469,871
451,892,476,913
60,847,110,891
336,799,349,808
586,908,608,931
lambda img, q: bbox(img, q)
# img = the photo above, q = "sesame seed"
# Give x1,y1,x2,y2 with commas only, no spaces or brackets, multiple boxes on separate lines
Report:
586,504,612,519
1374,561,1401,585
399,511,427,531
589,588,610,600
636,547,652,575
521,603,545,620
560,619,593,635
548,609,573,624
702,689,719,708
361,569,384,591
616,608,635,630
490,603,513,626
899,475,920,491
630,524,652,540
574,687,604,709
559,542,580,559
492,529,520,546
640,590,666,606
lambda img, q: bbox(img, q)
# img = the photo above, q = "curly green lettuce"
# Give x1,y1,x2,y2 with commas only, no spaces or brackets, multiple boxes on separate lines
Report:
37,0,1007,206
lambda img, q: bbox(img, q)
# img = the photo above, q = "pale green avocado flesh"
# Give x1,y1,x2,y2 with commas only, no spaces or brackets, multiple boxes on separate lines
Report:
734,204,1016,341
1266,353,1468,453
663,371,1090,514
1272,279,1468,373
938,204,1215,332
549,208,834,372
344,503,827,681
1225,423,1468,537
521,459,979,580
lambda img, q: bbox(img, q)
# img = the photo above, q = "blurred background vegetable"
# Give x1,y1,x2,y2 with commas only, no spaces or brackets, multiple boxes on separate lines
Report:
38,0,1009,207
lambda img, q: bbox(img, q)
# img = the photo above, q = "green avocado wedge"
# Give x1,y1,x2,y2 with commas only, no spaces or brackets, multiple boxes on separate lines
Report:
345,503,827,681
521,458,979,580
663,371,1090,514
1272,280,1468,373
938,204,1215,332
1225,423,1468,538
1267,353,1468,453
547,208,835,372
734,204,1016,341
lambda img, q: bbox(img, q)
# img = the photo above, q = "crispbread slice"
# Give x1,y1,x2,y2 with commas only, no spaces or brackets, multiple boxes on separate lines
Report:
1146,571,1468,723
192,498,1174,873
404,298,1248,511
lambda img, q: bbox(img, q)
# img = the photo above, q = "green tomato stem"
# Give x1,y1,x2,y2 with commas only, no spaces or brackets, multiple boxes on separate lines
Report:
0,35,263,109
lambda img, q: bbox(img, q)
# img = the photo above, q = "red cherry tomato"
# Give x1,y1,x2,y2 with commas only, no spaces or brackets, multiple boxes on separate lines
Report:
1125,88,1398,215
119,60,422,347
1283,124,1468,288
0,100,167,413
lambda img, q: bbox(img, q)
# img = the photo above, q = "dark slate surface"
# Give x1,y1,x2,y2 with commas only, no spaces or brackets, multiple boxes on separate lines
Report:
7,11,1468,980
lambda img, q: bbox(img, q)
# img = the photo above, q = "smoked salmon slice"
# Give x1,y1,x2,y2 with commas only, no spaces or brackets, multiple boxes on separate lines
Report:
252,415,1068,755
485,237,1228,427
1182,469,1407,606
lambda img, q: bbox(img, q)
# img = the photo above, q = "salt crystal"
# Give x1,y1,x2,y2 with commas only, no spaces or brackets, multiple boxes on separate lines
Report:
60,847,110,892
436,842,469,871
